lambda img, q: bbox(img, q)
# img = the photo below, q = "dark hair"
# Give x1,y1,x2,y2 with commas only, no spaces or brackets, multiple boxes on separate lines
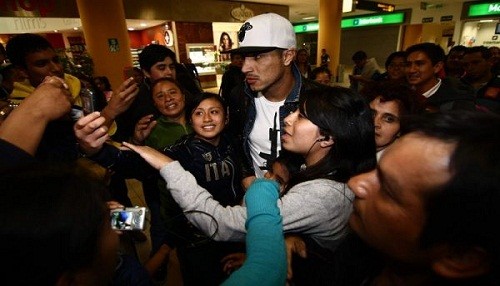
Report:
0,163,111,285
274,150,304,181
310,66,332,80
139,44,177,72
448,45,467,55
405,42,445,65
286,86,376,192
352,50,367,62
0,64,18,82
219,32,233,50
186,92,227,120
94,76,112,91
401,111,500,282
464,45,492,60
361,81,423,116
6,33,54,68
384,51,407,69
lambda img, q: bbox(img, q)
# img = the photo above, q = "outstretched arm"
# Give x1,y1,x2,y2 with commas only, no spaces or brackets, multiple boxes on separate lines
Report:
222,179,286,286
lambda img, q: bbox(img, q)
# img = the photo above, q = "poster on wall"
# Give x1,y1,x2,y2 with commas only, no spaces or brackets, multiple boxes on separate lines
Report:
212,22,242,62
217,31,238,61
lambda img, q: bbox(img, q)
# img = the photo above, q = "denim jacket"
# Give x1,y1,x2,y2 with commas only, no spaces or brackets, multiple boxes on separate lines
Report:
227,63,323,178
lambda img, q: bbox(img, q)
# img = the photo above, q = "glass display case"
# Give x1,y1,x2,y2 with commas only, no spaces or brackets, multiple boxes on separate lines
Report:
186,43,223,75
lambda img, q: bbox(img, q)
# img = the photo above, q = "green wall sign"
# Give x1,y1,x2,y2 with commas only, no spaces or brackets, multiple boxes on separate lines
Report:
294,12,405,34
341,12,405,28
468,2,500,17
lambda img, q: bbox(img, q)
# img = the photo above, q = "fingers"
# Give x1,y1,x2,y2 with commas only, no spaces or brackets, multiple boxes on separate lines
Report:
74,112,102,130
106,201,125,210
42,76,69,90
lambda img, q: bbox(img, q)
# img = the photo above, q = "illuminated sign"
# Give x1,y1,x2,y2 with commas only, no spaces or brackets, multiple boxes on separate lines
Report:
341,12,405,28
294,12,405,33
468,2,500,17
294,22,319,33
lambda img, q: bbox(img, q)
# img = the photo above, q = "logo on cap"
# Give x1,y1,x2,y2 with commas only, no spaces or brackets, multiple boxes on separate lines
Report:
238,22,253,42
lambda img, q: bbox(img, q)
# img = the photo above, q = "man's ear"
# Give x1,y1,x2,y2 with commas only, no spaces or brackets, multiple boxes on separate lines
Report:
283,49,296,66
142,69,151,79
431,245,490,280
433,61,444,75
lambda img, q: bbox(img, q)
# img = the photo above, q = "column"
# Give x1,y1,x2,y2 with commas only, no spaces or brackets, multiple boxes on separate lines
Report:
76,0,133,90
317,0,343,81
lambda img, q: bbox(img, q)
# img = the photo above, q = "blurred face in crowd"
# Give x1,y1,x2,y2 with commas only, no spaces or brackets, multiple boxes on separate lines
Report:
387,56,407,80
22,48,64,87
370,96,401,152
145,56,176,81
264,160,291,194
405,51,442,93
231,54,244,68
446,50,465,72
462,51,492,81
242,49,294,95
297,50,308,64
348,132,454,262
191,98,227,146
152,80,185,122
314,72,331,85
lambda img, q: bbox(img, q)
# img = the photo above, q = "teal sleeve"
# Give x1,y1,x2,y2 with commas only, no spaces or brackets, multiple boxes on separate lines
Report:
221,178,287,286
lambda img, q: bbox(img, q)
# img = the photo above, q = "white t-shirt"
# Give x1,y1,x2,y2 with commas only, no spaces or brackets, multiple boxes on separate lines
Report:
249,93,284,178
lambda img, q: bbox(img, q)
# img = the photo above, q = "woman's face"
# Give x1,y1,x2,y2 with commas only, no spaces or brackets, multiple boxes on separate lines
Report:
222,35,231,49
191,97,227,145
281,108,322,158
152,81,185,122
370,96,401,151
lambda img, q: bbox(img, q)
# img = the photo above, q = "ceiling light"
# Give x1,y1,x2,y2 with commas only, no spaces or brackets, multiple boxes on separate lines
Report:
128,27,135,31
140,23,147,27
302,16,316,20
73,27,78,30
479,19,493,23
53,30,58,32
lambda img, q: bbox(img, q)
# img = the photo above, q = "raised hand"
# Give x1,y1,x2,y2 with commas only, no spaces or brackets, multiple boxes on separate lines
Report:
121,141,173,170
101,77,139,125
74,112,109,156
132,114,157,145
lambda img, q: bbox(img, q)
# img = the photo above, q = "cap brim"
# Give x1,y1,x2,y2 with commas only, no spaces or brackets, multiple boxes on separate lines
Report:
221,46,278,55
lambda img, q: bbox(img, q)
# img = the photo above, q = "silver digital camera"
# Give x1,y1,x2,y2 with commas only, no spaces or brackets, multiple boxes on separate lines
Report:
110,207,147,231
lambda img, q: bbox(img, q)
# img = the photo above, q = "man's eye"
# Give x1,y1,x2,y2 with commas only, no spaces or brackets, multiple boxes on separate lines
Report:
382,114,398,123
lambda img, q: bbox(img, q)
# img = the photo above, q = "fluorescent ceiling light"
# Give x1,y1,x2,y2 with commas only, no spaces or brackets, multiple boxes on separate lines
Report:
302,16,316,20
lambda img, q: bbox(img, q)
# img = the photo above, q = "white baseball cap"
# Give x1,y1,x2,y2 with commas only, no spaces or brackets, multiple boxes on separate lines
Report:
224,13,296,55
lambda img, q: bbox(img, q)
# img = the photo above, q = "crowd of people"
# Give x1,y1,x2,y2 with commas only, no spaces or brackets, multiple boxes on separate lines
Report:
1,11,500,286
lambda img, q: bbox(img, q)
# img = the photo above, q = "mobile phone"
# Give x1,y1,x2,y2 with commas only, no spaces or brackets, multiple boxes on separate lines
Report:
124,67,135,80
110,207,147,231
80,88,96,115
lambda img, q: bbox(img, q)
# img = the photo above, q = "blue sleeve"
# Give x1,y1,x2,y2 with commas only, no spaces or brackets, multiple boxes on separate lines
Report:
221,178,287,286
0,139,36,168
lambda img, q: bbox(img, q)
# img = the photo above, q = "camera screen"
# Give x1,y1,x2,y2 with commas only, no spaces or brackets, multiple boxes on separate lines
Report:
110,207,146,230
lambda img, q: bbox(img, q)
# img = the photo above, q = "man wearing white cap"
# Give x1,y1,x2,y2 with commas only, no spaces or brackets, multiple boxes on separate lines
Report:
223,13,322,187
